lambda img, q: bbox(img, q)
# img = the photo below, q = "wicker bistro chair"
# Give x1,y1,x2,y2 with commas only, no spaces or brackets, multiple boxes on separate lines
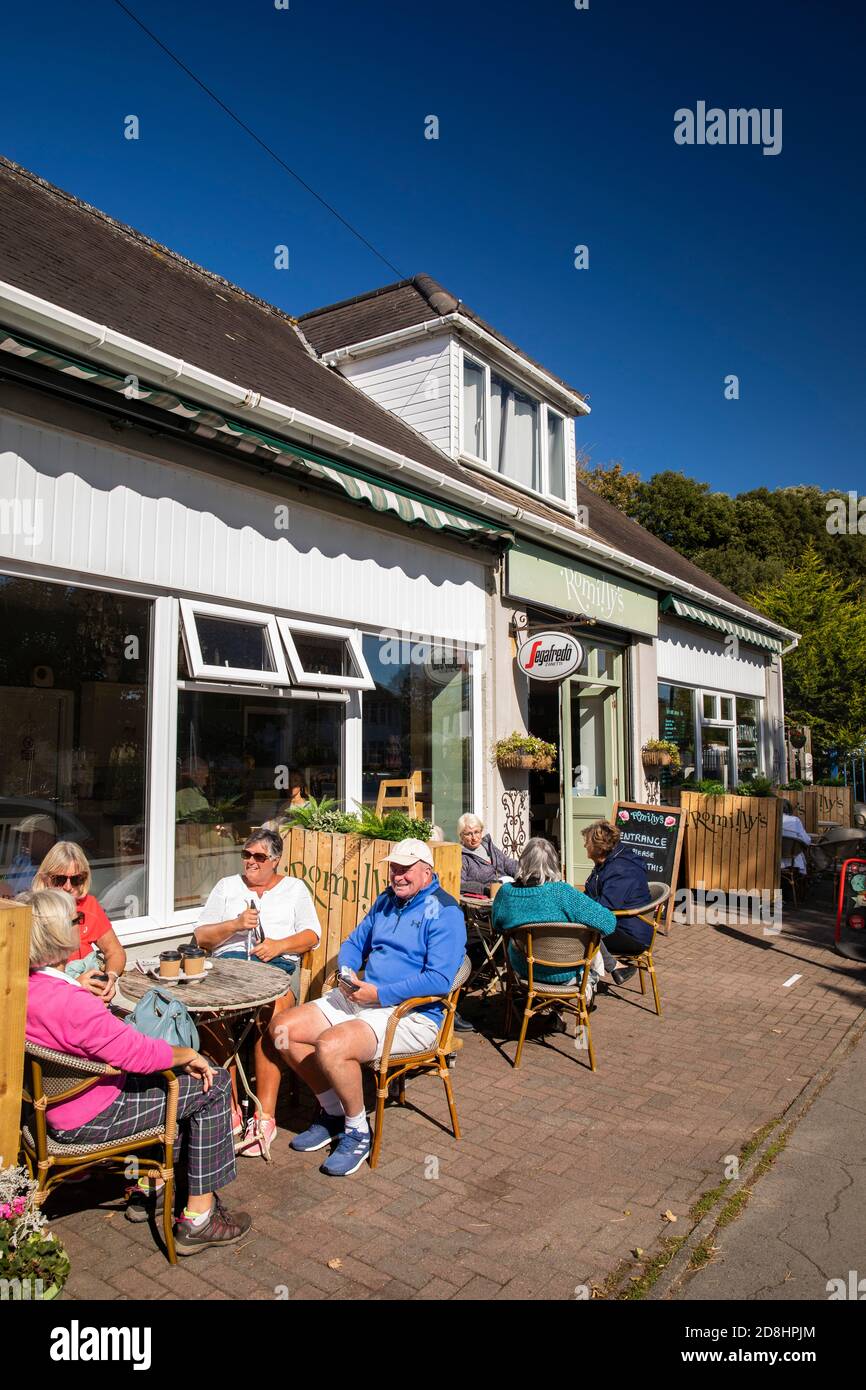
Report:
780,835,808,908
608,881,671,1017
504,925,602,1071
365,956,471,1169
21,1043,180,1264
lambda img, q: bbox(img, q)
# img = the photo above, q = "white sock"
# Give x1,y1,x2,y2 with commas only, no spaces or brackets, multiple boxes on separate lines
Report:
316,1089,344,1117
345,1108,369,1135
182,1205,211,1227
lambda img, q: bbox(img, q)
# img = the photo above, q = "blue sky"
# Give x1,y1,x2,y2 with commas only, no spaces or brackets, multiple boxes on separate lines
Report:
1,0,863,493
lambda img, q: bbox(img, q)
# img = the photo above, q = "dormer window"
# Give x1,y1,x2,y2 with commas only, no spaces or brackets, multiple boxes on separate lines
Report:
461,350,569,505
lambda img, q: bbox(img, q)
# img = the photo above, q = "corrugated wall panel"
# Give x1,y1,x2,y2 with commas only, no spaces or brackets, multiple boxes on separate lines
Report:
340,337,452,452
656,619,766,695
0,412,487,645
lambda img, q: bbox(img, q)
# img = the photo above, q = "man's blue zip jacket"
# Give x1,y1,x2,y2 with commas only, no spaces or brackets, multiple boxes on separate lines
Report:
338,874,466,1022
584,845,652,945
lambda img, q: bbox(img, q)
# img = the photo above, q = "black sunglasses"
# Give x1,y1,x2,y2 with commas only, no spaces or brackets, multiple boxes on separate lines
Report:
241,851,271,864
50,873,87,889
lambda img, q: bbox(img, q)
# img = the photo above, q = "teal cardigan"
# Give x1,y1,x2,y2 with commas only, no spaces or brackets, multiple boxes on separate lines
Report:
491,881,616,983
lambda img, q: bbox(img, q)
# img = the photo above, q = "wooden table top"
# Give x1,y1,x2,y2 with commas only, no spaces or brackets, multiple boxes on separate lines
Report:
119,958,291,1015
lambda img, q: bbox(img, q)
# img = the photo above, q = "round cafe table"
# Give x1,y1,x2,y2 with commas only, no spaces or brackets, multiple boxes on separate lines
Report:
119,958,291,1161
461,894,508,996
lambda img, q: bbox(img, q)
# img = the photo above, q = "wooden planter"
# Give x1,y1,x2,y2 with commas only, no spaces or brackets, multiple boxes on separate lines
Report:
279,828,461,998
0,901,31,1168
497,754,553,771
680,791,782,892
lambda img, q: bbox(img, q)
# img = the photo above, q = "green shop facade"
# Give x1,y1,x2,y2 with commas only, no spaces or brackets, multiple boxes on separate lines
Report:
494,539,790,884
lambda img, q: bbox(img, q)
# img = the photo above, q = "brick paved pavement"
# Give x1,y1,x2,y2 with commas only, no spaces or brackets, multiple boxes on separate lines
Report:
49,888,866,1301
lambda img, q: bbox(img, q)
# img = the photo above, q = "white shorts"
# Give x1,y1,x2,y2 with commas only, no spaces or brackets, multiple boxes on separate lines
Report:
312,988,440,1060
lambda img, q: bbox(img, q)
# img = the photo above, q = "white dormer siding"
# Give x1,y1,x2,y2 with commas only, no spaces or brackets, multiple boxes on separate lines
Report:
337,335,452,454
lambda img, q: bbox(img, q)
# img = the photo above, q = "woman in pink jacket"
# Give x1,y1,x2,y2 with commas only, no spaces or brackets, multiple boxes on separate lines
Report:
22,888,251,1256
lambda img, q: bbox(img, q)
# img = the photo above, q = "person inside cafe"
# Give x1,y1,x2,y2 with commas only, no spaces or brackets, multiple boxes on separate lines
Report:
581,819,652,985
176,756,211,819
33,841,126,1003
780,799,812,877
269,838,466,1177
459,813,519,894
5,813,58,894
194,828,320,1157
21,887,250,1254
273,768,310,823
492,837,615,1012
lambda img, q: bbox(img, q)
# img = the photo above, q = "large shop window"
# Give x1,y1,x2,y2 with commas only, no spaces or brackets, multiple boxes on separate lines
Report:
174,681,343,912
657,681,764,800
0,576,150,918
361,634,473,842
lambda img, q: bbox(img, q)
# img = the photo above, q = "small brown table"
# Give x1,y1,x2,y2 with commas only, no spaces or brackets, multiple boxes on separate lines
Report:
119,959,291,1161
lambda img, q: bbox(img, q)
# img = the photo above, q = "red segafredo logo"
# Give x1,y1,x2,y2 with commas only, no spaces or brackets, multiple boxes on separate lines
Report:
517,632,584,681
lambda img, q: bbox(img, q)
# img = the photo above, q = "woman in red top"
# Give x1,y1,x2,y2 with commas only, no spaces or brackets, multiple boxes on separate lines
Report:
33,841,126,1002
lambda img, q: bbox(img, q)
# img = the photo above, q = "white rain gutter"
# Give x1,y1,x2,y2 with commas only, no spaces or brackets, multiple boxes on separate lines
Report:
0,278,797,643
320,312,592,417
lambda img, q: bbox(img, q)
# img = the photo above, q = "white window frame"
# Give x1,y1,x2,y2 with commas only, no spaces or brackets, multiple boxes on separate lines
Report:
180,598,289,686
458,347,573,511
278,618,374,690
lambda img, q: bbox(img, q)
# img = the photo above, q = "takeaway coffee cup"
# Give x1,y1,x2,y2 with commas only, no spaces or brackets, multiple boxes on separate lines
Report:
489,881,503,900
159,950,182,979
180,946,206,976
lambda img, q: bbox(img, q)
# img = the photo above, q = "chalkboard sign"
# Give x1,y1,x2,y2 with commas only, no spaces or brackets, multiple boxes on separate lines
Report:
835,857,866,962
611,801,686,932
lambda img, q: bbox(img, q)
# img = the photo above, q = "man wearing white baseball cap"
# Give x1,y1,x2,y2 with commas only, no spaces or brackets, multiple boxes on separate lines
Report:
271,838,465,1176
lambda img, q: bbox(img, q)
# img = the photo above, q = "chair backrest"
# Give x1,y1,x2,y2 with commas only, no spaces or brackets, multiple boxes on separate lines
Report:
781,836,801,861
24,1043,118,1105
437,955,472,1053
610,881,670,945
510,923,601,993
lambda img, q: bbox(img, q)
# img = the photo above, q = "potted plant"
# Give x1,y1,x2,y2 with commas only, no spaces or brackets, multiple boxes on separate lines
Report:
641,738,682,773
492,733,557,772
788,728,808,750
0,1166,70,1300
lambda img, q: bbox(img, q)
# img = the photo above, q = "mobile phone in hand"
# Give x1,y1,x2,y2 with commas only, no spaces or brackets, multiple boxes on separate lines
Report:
338,966,360,993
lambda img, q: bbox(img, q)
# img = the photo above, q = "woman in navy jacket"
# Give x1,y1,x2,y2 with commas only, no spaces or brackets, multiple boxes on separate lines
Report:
582,820,651,985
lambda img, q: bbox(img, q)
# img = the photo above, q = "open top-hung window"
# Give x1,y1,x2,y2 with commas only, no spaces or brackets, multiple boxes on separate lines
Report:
180,600,289,684
278,619,374,690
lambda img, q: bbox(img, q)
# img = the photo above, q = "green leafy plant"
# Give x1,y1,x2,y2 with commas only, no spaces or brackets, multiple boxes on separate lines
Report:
779,780,805,790
733,776,775,797
281,796,358,834
0,1166,70,1296
177,795,243,826
281,797,432,842
682,779,727,796
491,733,557,768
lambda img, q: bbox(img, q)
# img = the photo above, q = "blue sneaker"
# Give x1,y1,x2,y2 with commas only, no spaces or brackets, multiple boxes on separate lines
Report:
290,1107,344,1153
320,1126,371,1177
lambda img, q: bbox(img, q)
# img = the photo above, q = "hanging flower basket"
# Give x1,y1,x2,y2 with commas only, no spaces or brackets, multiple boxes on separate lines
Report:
497,753,554,772
641,740,681,774
789,730,807,750
492,735,557,774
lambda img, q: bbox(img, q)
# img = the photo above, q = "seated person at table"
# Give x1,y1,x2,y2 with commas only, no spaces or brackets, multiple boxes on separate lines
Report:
459,813,519,894
194,829,320,1157
492,837,615,1000
33,841,126,1004
582,820,652,985
22,888,250,1253
270,839,465,1177
781,799,811,876
5,813,58,894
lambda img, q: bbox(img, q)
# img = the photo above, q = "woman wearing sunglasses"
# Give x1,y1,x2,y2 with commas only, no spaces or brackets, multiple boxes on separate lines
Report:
194,829,320,1156
33,841,126,1002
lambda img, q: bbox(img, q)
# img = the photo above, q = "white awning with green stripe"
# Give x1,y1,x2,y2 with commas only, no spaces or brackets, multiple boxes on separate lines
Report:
0,330,511,542
660,594,783,653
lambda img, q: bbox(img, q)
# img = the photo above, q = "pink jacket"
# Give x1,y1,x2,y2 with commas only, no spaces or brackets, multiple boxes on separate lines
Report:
26,972,174,1130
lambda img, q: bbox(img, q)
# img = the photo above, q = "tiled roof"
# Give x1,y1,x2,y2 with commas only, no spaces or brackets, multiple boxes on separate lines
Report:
0,157,772,624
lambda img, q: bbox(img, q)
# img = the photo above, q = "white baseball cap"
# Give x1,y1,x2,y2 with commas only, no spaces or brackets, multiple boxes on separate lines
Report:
384,838,434,868
15,814,58,836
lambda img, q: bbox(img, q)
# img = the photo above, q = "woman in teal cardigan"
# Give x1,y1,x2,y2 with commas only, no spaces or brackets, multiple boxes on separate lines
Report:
491,837,616,987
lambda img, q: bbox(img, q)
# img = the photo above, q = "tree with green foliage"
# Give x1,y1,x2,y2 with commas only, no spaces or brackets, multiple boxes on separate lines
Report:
747,545,866,755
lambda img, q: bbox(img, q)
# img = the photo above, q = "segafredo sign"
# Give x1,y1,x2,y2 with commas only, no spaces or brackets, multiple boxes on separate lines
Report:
517,632,583,681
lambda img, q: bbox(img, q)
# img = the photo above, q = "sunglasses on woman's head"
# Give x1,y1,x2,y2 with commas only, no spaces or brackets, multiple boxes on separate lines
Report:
241,851,270,864
50,873,87,888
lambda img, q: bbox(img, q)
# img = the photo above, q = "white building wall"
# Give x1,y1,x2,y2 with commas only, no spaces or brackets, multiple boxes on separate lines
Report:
0,412,486,645
338,336,452,454
656,619,768,696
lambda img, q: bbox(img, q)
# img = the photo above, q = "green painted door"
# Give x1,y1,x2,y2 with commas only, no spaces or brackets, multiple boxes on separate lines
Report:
560,645,625,885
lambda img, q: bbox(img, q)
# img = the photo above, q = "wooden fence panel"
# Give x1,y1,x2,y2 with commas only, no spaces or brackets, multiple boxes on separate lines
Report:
1,901,31,1167
773,786,853,834
681,792,782,892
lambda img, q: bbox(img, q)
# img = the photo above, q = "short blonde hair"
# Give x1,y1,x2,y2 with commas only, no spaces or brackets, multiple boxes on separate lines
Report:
581,820,620,857
17,889,79,969
457,814,484,836
33,841,92,897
